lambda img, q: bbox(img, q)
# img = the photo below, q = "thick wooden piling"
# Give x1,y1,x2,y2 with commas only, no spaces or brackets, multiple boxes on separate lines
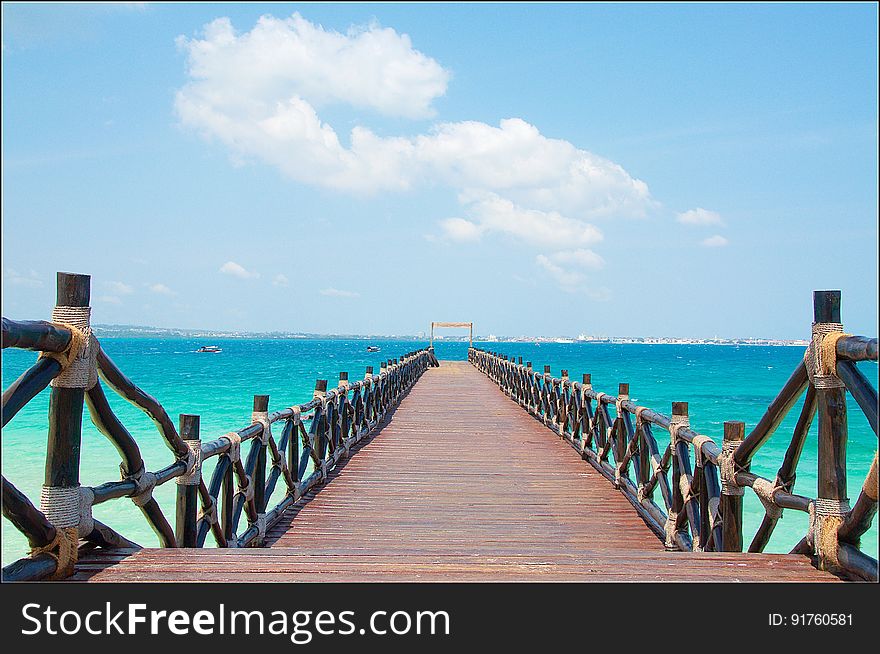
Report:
175,414,200,547
721,421,745,552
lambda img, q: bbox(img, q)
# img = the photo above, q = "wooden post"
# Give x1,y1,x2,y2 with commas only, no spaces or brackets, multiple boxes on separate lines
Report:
43,272,90,576
721,421,745,552
813,290,849,572
175,414,200,547
253,395,269,514
668,402,688,547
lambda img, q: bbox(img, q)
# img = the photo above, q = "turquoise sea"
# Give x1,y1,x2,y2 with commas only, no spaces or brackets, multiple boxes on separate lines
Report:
2,338,877,566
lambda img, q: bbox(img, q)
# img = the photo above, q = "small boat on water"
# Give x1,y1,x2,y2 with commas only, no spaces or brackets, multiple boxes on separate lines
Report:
197,345,222,353
367,345,381,352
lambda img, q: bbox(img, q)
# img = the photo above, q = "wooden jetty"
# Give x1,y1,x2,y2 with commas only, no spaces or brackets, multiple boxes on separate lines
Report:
2,273,877,582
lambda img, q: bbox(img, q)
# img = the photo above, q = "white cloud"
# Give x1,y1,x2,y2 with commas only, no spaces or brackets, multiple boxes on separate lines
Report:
177,14,449,121
175,13,659,297
439,217,483,242
443,193,604,249
701,235,729,247
97,295,123,305
104,281,134,295
175,14,652,215
677,207,724,226
148,283,176,296
534,249,605,293
545,248,605,270
219,261,260,279
272,274,289,287
535,255,586,291
320,288,359,298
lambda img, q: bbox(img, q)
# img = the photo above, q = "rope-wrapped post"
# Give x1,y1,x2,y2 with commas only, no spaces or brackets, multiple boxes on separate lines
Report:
720,421,745,552
812,290,849,573
175,414,201,547
614,383,630,473
251,394,270,545
665,401,689,549
39,272,93,578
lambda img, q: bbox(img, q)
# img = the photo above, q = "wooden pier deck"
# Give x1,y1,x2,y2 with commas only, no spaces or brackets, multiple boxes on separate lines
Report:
72,361,834,582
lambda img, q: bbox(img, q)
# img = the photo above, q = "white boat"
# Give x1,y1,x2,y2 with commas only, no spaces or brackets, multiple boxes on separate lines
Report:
197,345,222,353
367,345,381,352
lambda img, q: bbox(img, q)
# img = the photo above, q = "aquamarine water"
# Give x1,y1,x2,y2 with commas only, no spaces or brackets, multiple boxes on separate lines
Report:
2,338,877,566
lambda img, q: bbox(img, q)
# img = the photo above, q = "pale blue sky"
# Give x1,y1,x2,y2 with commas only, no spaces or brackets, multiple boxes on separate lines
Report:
2,2,877,338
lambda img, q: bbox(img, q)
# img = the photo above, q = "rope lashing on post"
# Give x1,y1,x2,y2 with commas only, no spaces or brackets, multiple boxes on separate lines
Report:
38,306,99,389
668,412,689,446
864,452,879,502
751,477,784,519
806,497,851,570
252,411,272,447
804,321,850,389
124,465,158,507
176,439,202,486
222,432,242,464
35,485,81,578
664,511,679,549
690,434,714,466
200,497,218,527
238,474,255,503
30,528,79,580
718,438,745,496
254,513,267,546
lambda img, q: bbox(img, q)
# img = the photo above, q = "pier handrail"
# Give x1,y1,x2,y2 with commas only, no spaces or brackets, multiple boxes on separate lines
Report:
469,290,877,581
2,272,435,581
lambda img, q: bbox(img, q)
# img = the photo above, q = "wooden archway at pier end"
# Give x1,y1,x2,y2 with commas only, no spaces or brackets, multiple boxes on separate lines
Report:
430,321,473,349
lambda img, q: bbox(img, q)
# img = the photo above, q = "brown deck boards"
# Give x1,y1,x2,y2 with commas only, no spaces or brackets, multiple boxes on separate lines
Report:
72,361,835,582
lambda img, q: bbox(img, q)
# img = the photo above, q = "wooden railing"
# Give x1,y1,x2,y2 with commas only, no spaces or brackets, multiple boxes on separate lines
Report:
1,272,437,581
469,290,878,581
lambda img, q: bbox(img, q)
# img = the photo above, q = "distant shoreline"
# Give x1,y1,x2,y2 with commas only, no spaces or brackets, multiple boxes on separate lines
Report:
92,324,810,347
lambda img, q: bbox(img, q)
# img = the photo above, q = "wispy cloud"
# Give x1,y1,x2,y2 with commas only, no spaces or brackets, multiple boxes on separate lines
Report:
5,268,43,288
535,254,585,291
148,283,176,296
272,274,289,287
96,295,123,305
534,248,606,294
677,207,724,226
320,288,359,298
701,235,729,247
104,280,134,295
219,261,260,279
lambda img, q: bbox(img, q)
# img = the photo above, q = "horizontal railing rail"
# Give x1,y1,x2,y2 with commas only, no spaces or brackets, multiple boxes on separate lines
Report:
469,290,877,581
2,272,438,581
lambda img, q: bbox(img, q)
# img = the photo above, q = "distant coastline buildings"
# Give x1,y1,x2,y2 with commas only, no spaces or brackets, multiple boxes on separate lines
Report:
93,324,810,347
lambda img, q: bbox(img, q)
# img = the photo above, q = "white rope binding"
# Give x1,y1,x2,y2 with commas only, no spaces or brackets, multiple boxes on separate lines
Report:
719,439,744,496
49,306,98,389
751,477,783,519
668,413,689,446
252,411,272,446
223,432,242,464
814,497,850,516
806,321,845,389
176,439,202,486
127,467,157,507
40,485,80,529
